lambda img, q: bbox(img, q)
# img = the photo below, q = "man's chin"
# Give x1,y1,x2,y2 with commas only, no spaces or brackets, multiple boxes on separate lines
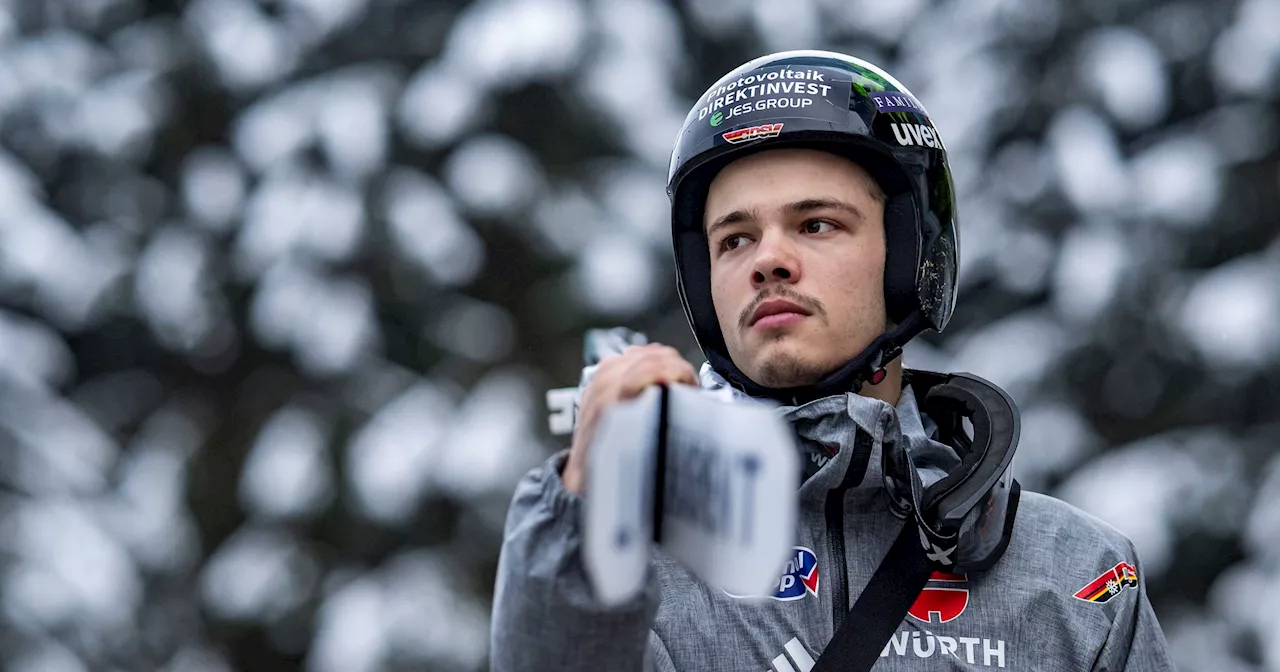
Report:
746,347,830,389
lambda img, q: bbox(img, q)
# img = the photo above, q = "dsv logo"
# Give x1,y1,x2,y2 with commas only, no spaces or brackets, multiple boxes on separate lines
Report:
890,122,943,149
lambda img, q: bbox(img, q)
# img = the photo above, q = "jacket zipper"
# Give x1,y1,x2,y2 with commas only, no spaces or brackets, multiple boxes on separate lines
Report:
825,428,874,635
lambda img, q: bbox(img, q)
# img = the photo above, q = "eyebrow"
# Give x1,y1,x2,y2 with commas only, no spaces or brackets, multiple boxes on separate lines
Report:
705,198,870,239
705,207,756,241
785,197,870,223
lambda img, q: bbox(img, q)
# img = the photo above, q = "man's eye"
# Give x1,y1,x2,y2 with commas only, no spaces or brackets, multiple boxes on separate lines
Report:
721,234,750,252
803,220,837,234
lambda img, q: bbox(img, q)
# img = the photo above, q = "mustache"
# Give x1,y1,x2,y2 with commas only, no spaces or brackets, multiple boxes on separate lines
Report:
738,288,827,330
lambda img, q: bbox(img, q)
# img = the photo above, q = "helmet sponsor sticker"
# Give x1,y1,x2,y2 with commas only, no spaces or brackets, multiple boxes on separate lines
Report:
869,90,929,116
694,65,853,133
722,123,784,144
1073,561,1138,603
889,122,944,150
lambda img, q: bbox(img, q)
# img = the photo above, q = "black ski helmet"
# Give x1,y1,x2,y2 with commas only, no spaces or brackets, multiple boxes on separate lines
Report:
667,50,959,403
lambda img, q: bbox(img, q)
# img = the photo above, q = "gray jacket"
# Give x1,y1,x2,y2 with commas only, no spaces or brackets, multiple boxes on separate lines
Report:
490,370,1173,671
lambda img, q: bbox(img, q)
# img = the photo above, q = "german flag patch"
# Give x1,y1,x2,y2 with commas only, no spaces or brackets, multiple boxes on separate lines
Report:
1073,562,1138,603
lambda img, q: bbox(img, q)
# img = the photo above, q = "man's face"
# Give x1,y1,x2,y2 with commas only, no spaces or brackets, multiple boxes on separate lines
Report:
704,148,887,388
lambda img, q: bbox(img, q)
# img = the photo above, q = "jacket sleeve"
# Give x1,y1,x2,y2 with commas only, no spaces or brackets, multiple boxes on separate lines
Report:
1091,549,1175,672
490,450,663,671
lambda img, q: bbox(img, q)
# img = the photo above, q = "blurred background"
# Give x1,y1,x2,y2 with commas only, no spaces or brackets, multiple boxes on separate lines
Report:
0,0,1277,669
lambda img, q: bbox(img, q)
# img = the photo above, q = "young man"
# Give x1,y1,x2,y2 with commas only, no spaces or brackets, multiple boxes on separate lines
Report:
490,51,1172,671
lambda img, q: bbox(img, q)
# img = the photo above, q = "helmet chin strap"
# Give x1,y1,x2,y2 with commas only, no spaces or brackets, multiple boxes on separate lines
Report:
708,310,929,407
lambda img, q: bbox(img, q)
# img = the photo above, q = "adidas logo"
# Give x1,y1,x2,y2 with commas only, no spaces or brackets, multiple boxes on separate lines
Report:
764,637,815,672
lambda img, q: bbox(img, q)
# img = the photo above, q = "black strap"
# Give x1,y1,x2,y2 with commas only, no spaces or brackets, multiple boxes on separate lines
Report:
811,519,935,672
651,385,670,543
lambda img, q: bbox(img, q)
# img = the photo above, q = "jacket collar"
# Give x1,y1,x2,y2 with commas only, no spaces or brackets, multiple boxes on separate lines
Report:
698,362,960,507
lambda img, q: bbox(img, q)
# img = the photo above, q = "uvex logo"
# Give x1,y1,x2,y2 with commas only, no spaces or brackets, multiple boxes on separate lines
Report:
890,122,942,149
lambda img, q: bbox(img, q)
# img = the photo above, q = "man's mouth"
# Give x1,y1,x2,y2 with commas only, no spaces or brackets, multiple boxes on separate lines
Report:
749,299,812,328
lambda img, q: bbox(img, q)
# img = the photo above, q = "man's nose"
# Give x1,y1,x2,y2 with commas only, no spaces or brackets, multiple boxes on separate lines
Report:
751,231,801,287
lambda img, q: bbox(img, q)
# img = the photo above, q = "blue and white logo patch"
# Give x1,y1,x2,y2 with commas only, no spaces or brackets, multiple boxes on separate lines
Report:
774,546,820,600
726,546,820,601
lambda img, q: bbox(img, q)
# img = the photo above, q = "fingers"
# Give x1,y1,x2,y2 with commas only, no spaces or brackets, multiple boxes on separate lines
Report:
671,359,698,386
564,342,696,495
615,346,697,399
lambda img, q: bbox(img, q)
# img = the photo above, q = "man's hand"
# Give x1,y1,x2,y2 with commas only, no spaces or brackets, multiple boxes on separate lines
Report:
562,344,698,495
